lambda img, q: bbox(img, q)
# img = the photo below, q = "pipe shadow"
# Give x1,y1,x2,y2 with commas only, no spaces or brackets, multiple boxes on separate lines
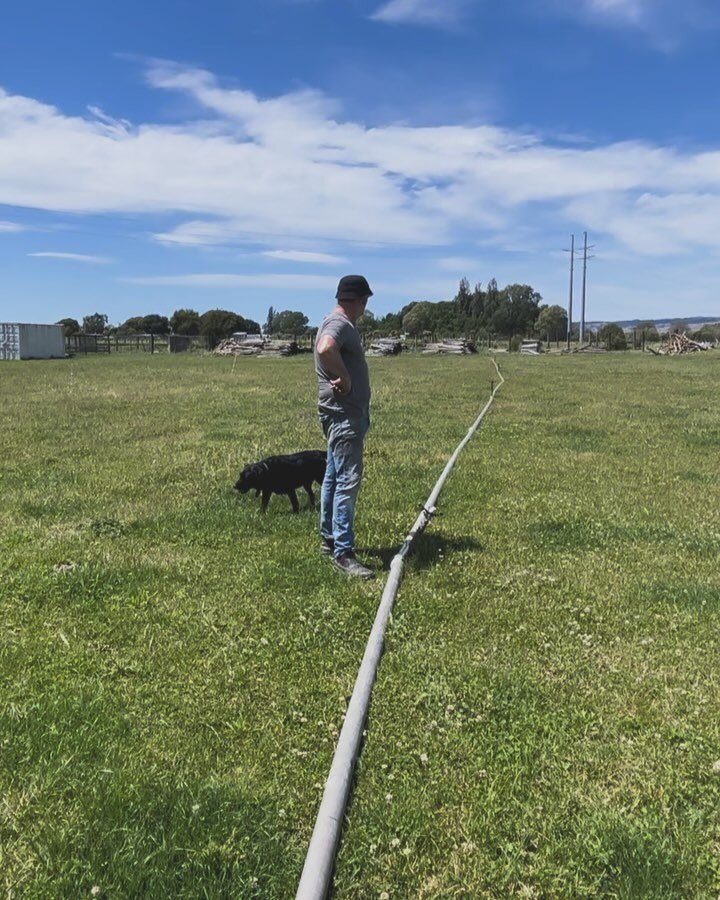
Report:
360,532,483,573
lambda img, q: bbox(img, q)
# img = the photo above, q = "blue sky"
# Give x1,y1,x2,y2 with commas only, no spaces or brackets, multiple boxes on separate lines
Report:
2,0,720,327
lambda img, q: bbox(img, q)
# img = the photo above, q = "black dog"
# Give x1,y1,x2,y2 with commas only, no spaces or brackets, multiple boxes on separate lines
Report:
234,450,326,513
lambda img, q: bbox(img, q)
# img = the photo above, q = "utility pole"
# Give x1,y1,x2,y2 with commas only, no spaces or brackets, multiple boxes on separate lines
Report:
580,232,587,346
579,232,595,346
566,234,574,351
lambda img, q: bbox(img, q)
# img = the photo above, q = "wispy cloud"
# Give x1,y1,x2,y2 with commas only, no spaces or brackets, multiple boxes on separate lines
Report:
2,62,720,261
0,220,25,233
566,0,719,43
371,0,470,27
121,272,337,289
436,256,484,272
582,0,646,24
370,0,718,40
28,251,113,264
261,250,348,264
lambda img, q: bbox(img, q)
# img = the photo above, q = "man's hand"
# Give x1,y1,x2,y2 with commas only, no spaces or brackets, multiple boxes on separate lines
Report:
317,334,351,395
330,374,351,395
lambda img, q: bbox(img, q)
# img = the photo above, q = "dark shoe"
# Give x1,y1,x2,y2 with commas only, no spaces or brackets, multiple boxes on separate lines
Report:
332,551,375,580
320,537,335,555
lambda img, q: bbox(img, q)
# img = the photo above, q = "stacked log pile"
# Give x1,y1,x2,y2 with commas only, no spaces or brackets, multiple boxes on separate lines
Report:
422,338,477,355
259,340,299,358
214,337,299,357
649,333,710,356
368,337,403,356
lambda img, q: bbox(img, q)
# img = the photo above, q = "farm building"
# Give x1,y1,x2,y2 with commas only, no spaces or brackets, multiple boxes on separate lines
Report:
0,323,65,360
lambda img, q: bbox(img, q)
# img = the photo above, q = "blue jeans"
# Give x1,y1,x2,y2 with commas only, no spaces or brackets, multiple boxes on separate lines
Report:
320,414,370,557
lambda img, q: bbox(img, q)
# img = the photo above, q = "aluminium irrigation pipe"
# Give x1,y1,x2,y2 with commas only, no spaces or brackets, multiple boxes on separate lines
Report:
296,358,505,900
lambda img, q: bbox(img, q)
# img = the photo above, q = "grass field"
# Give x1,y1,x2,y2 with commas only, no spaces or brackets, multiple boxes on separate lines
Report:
2,350,720,898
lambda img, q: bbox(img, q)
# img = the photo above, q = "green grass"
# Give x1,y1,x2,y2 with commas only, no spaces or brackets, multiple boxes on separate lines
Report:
2,351,720,897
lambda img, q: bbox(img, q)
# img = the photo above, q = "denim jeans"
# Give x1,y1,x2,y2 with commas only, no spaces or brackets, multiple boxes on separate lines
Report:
319,414,370,557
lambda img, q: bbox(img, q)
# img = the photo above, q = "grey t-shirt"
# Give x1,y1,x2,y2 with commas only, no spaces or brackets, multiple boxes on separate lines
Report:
315,312,370,419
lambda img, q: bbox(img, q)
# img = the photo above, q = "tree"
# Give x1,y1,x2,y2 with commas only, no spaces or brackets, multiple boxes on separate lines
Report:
117,314,170,335
454,278,473,317
692,324,720,342
402,302,435,336
376,311,403,336
598,323,627,350
470,283,485,320
536,305,567,342
140,314,170,335
635,321,659,341
265,306,276,334
499,284,543,335
56,317,80,337
82,313,108,334
117,316,146,334
669,319,690,335
490,297,514,336
199,309,247,348
355,309,377,338
484,278,500,327
269,310,309,335
170,308,201,335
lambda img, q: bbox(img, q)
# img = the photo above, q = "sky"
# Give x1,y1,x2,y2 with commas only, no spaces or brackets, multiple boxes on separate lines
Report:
2,0,720,327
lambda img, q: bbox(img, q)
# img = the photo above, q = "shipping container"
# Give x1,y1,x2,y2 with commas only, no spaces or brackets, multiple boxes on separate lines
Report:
0,323,66,360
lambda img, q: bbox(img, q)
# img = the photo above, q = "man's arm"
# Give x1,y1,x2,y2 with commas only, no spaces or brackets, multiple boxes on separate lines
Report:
316,334,351,395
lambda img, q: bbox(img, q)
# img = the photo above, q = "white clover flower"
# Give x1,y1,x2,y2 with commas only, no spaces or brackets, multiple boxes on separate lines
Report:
420,753,429,765
713,760,720,774
385,793,393,803
191,803,200,813
90,888,101,898
390,837,401,849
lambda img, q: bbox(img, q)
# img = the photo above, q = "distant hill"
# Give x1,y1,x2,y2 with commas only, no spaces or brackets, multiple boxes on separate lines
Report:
585,316,720,333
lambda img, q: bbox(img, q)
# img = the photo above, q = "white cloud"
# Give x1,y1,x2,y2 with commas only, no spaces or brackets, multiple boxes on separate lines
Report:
436,256,484,272
121,272,337,289
570,0,719,41
0,220,25,232
371,0,469,27
28,251,113,263
261,250,348,264
2,62,720,261
583,0,646,23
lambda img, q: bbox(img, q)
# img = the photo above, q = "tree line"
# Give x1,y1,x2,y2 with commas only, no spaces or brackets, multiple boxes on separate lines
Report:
56,281,717,348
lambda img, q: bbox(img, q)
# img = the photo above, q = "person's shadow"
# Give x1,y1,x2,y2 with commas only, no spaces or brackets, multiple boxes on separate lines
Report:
360,532,482,572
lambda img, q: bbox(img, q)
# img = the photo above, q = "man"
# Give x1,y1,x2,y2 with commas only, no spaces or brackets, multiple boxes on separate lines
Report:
314,275,374,579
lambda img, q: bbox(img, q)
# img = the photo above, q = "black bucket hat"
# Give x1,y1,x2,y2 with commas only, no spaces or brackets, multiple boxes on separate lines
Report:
336,274,373,301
